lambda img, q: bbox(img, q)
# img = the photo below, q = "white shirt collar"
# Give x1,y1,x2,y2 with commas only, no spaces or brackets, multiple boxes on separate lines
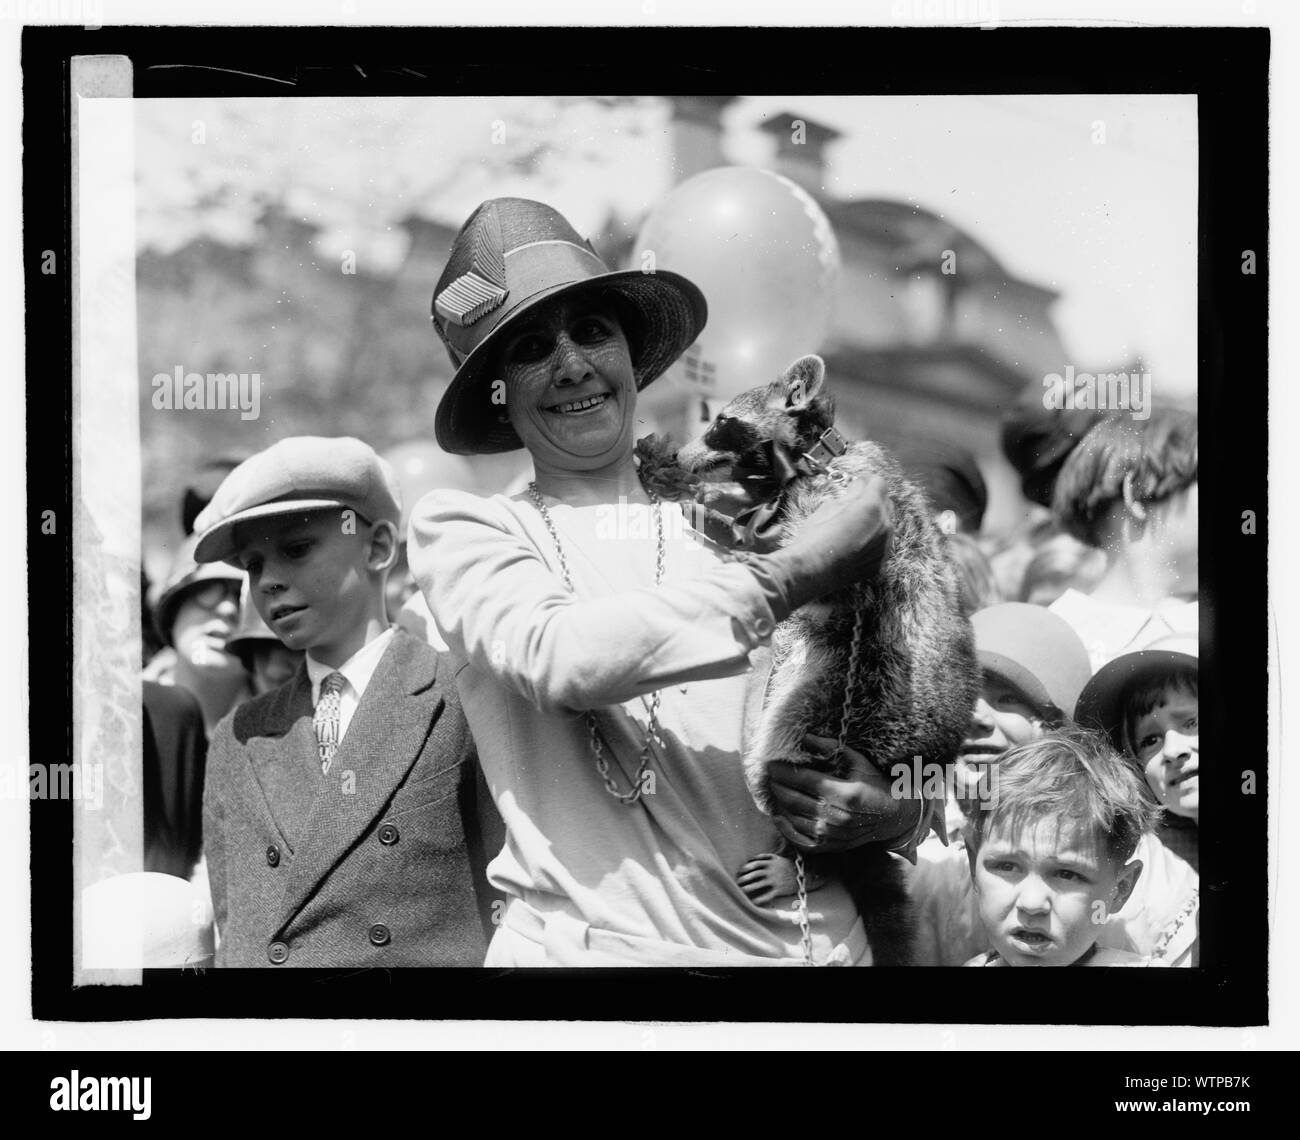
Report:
306,626,396,704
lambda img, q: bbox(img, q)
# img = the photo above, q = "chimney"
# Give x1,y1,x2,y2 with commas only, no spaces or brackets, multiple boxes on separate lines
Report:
756,112,841,195
669,95,738,183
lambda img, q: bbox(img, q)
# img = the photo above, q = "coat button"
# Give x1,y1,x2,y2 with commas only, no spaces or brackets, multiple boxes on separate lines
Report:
266,845,281,867
267,941,289,965
754,617,774,637
378,823,399,846
368,923,391,947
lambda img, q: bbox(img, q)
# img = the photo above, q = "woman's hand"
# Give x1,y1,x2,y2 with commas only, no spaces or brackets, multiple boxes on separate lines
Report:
767,734,920,853
770,476,893,610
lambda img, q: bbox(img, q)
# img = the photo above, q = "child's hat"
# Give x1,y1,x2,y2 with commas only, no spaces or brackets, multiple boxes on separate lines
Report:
432,197,707,456
971,602,1094,721
193,436,402,565
225,579,280,652
1074,635,1198,748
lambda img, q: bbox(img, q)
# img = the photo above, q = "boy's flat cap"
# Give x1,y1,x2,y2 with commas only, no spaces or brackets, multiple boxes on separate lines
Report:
193,436,402,565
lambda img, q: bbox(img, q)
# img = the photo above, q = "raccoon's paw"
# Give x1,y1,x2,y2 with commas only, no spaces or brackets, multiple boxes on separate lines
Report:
737,852,828,907
634,433,698,501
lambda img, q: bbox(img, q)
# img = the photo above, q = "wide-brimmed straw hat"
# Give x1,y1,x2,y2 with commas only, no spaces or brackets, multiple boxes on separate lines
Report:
431,197,707,455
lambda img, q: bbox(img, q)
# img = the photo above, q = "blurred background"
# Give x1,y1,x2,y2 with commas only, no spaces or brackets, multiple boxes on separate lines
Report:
135,93,1197,581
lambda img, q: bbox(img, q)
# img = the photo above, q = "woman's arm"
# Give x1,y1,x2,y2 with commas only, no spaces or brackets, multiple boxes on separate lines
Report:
408,490,784,713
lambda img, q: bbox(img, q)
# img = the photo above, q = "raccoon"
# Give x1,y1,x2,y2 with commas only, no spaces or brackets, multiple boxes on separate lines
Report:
641,354,979,966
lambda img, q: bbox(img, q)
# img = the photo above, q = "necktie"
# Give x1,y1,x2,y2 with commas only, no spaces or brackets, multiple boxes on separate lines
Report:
314,672,346,774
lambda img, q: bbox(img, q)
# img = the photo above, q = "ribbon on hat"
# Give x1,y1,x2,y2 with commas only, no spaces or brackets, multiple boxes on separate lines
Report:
435,272,508,327
434,202,510,328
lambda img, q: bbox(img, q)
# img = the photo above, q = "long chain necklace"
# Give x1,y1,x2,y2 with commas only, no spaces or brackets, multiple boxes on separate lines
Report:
526,479,665,805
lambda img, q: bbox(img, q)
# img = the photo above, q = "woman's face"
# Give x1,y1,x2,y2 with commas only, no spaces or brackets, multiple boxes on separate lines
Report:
171,580,244,680
496,298,638,469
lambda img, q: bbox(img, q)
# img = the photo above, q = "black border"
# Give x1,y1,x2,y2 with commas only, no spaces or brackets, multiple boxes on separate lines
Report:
25,24,1268,1024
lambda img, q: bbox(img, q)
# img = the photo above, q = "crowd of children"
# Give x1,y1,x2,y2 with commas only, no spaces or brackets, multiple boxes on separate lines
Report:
137,384,1198,970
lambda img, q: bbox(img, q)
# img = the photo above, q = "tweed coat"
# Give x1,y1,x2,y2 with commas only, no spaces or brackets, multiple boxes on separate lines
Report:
202,628,502,967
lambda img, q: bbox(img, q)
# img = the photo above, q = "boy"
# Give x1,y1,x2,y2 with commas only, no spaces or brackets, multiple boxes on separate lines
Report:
1076,636,1199,965
194,436,501,967
910,602,1092,966
963,728,1160,967
950,603,1092,829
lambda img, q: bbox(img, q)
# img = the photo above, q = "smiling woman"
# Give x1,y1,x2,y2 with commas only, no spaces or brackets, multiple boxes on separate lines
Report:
407,198,926,967
497,301,639,467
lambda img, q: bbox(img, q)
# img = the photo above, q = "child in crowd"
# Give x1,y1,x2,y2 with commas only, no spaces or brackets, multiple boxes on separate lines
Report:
1076,636,1199,965
963,728,1161,967
911,602,1092,966
1049,410,1198,669
195,436,500,967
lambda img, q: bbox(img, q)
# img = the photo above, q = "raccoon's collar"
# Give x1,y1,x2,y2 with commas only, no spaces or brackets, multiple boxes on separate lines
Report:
801,425,849,472
714,425,851,551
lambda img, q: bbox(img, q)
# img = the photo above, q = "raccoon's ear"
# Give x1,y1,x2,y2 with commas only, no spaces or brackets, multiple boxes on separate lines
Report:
776,354,826,410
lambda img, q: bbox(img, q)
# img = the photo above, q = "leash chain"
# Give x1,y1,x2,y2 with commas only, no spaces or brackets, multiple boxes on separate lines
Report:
793,584,868,966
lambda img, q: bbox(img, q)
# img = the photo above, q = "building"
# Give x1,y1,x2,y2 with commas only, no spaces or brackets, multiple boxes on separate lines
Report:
611,98,1120,534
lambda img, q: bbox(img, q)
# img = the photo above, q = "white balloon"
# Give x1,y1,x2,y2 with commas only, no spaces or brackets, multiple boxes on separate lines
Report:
634,166,840,402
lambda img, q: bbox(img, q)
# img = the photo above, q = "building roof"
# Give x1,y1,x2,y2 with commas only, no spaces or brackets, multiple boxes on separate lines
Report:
826,197,1054,295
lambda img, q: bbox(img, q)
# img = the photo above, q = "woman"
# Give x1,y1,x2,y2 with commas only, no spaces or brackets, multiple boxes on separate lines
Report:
409,198,928,966
149,534,251,735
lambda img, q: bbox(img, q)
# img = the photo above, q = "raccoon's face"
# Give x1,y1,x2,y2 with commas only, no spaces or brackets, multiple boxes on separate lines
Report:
676,354,833,480
675,395,769,478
